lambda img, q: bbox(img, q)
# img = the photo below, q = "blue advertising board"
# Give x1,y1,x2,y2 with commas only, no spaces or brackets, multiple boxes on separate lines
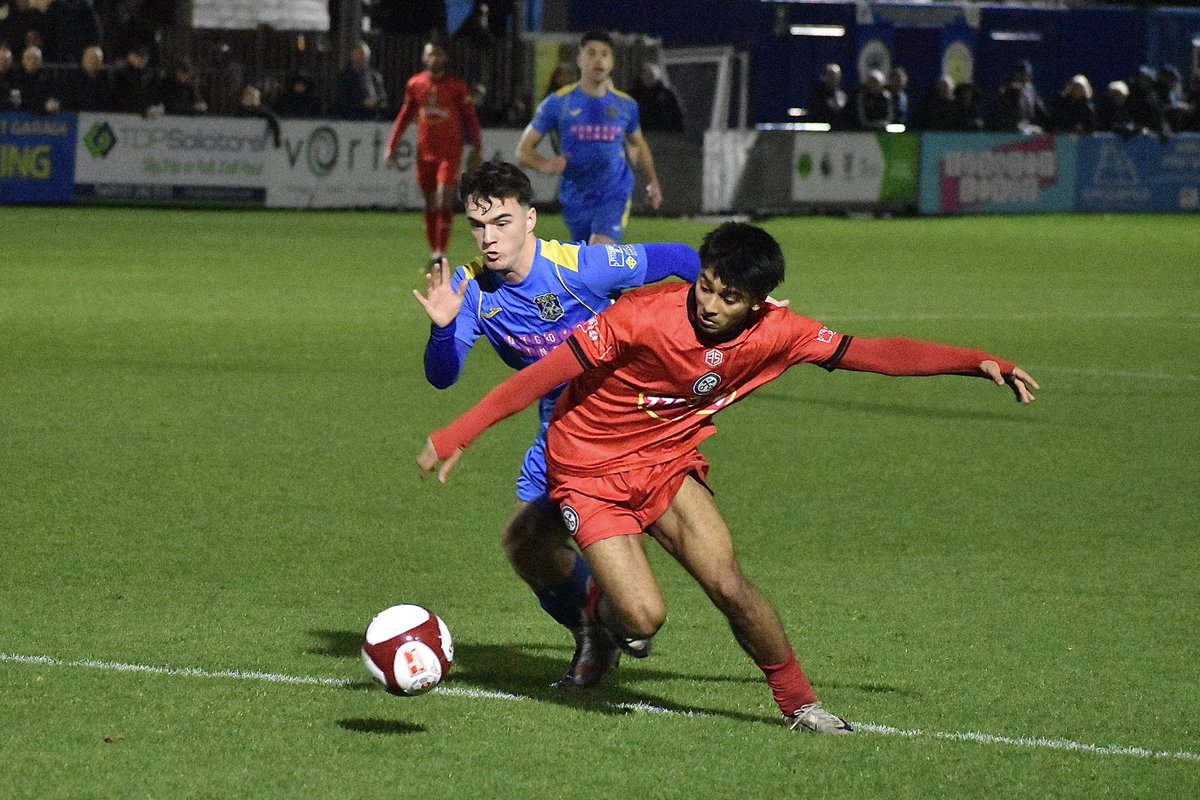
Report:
919,133,1077,215
0,113,77,203
1077,134,1200,213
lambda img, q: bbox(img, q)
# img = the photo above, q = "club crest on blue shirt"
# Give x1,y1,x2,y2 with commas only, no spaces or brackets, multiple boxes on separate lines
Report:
534,292,566,322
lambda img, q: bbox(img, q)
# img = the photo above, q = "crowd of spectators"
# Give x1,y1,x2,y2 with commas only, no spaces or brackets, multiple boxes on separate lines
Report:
2,0,1198,142
806,58,1200,137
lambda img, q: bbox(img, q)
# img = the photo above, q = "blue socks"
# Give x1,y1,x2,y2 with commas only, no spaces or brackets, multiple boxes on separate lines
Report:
536,552,591,629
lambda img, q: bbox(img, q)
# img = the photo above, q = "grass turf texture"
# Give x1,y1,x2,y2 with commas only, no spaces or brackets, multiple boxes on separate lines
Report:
2,207,1197,798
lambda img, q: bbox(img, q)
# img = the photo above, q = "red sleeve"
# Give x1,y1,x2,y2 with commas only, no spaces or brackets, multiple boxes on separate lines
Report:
386,86,417,153
430,341,587,459
833,336,1015,377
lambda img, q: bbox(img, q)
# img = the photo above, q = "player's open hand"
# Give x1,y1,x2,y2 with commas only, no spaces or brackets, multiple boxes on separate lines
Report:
384,150,398,169
544,154,568,175
412,258,468,327
418,437,463,483
981,361,1039,403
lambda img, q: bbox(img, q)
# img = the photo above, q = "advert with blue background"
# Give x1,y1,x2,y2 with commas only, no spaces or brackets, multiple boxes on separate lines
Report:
1077,134,1200,213
0,113,77,203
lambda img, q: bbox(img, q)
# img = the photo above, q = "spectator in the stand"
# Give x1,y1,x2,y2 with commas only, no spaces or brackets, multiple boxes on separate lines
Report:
335,40,387,120
954,81,985,131
0,1,44,56
39,0,102,65
162,58,207,115
237,84,282,148
993,60,1049,133
111,44,163,117
276,72,321,118
1157,65,1193,134
888,66,909,126
1096,80,1137,139
915,75,960,131
0,44,18,111
60,44,113,112
808,63,847,128
630,62,685,132
16,45,58,114
850,68,893,130
1128,66,1168,139
1050,74,1095,134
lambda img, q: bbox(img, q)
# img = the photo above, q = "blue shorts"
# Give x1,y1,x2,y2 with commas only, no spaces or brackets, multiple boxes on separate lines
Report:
515,393,559,506
563,196,632,243
516,423,551,506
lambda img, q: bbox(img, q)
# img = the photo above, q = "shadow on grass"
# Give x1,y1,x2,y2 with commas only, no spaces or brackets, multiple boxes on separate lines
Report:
311,629,793,728
338,718,426,736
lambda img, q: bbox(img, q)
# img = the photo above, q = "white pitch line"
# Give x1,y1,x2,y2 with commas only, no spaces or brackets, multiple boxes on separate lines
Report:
4,652,1198,764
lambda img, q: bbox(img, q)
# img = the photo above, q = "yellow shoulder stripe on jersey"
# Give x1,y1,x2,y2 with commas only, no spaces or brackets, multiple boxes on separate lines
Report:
461,255,488,279
555,82,578,97
540,239,582,273
610,87,634,101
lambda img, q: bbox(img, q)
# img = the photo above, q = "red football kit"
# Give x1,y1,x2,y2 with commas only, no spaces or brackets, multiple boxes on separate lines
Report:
432,280,1016,545
387,70,482,256
430,280,1017,718
388,71,482,177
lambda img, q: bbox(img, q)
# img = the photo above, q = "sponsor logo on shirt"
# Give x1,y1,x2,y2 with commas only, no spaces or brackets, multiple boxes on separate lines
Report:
704,349,723,367
605,244,639,269
569,108,582,117
817,326,836,343
482,307,503,318
534,292,566,323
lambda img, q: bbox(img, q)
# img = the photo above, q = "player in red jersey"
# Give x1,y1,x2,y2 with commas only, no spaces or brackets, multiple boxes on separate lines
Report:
386,41,483,268
418,222,1038,734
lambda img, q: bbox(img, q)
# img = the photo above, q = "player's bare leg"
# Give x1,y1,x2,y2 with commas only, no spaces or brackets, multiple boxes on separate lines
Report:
579,533,667,654
504,501,619,688
502,500,576,589
649,477,853,734
587,232,617,246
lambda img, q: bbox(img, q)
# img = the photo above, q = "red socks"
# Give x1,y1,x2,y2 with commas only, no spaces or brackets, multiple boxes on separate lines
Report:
425,208,454,255
759,650,818,716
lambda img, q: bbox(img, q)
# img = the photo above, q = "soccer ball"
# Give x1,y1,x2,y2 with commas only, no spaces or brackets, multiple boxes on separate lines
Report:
361,604,453,696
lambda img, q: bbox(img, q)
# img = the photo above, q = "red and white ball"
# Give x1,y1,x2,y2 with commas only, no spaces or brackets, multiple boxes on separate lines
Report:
361,604,453,696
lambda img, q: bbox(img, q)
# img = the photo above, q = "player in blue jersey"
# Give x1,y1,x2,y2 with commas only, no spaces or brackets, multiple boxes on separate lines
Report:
414,159,697,688
516,29,663,245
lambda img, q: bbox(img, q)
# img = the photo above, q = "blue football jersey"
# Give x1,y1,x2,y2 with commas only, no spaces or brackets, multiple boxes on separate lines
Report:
530,83,641,208
450,239,651,371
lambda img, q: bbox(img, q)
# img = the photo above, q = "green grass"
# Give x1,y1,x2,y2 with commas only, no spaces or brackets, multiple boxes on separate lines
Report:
2,207,1198,798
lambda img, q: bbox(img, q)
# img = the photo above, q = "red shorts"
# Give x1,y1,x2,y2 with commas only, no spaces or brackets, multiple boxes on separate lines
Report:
549,453,711,550
416,155,462,196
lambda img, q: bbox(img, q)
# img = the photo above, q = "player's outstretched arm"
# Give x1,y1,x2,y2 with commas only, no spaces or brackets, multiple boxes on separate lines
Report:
418,342,587,483
412,258,468,328
835,336,1039,403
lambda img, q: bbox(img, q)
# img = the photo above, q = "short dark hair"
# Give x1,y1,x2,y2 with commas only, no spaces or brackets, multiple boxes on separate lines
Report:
459,158,534,209
697,222,785,301
580,29,615,50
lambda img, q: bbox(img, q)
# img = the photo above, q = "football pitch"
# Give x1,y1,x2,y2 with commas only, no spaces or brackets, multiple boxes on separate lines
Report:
2,206,1197,798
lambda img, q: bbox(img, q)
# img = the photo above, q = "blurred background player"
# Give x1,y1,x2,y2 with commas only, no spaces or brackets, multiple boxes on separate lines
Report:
412,159,700,689
516,29,662,245
386,40,483,270
420,221,1038,733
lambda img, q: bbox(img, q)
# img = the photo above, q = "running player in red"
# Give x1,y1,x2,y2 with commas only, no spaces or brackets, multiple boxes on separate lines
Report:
418,222,1039,734
386,41,483,268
